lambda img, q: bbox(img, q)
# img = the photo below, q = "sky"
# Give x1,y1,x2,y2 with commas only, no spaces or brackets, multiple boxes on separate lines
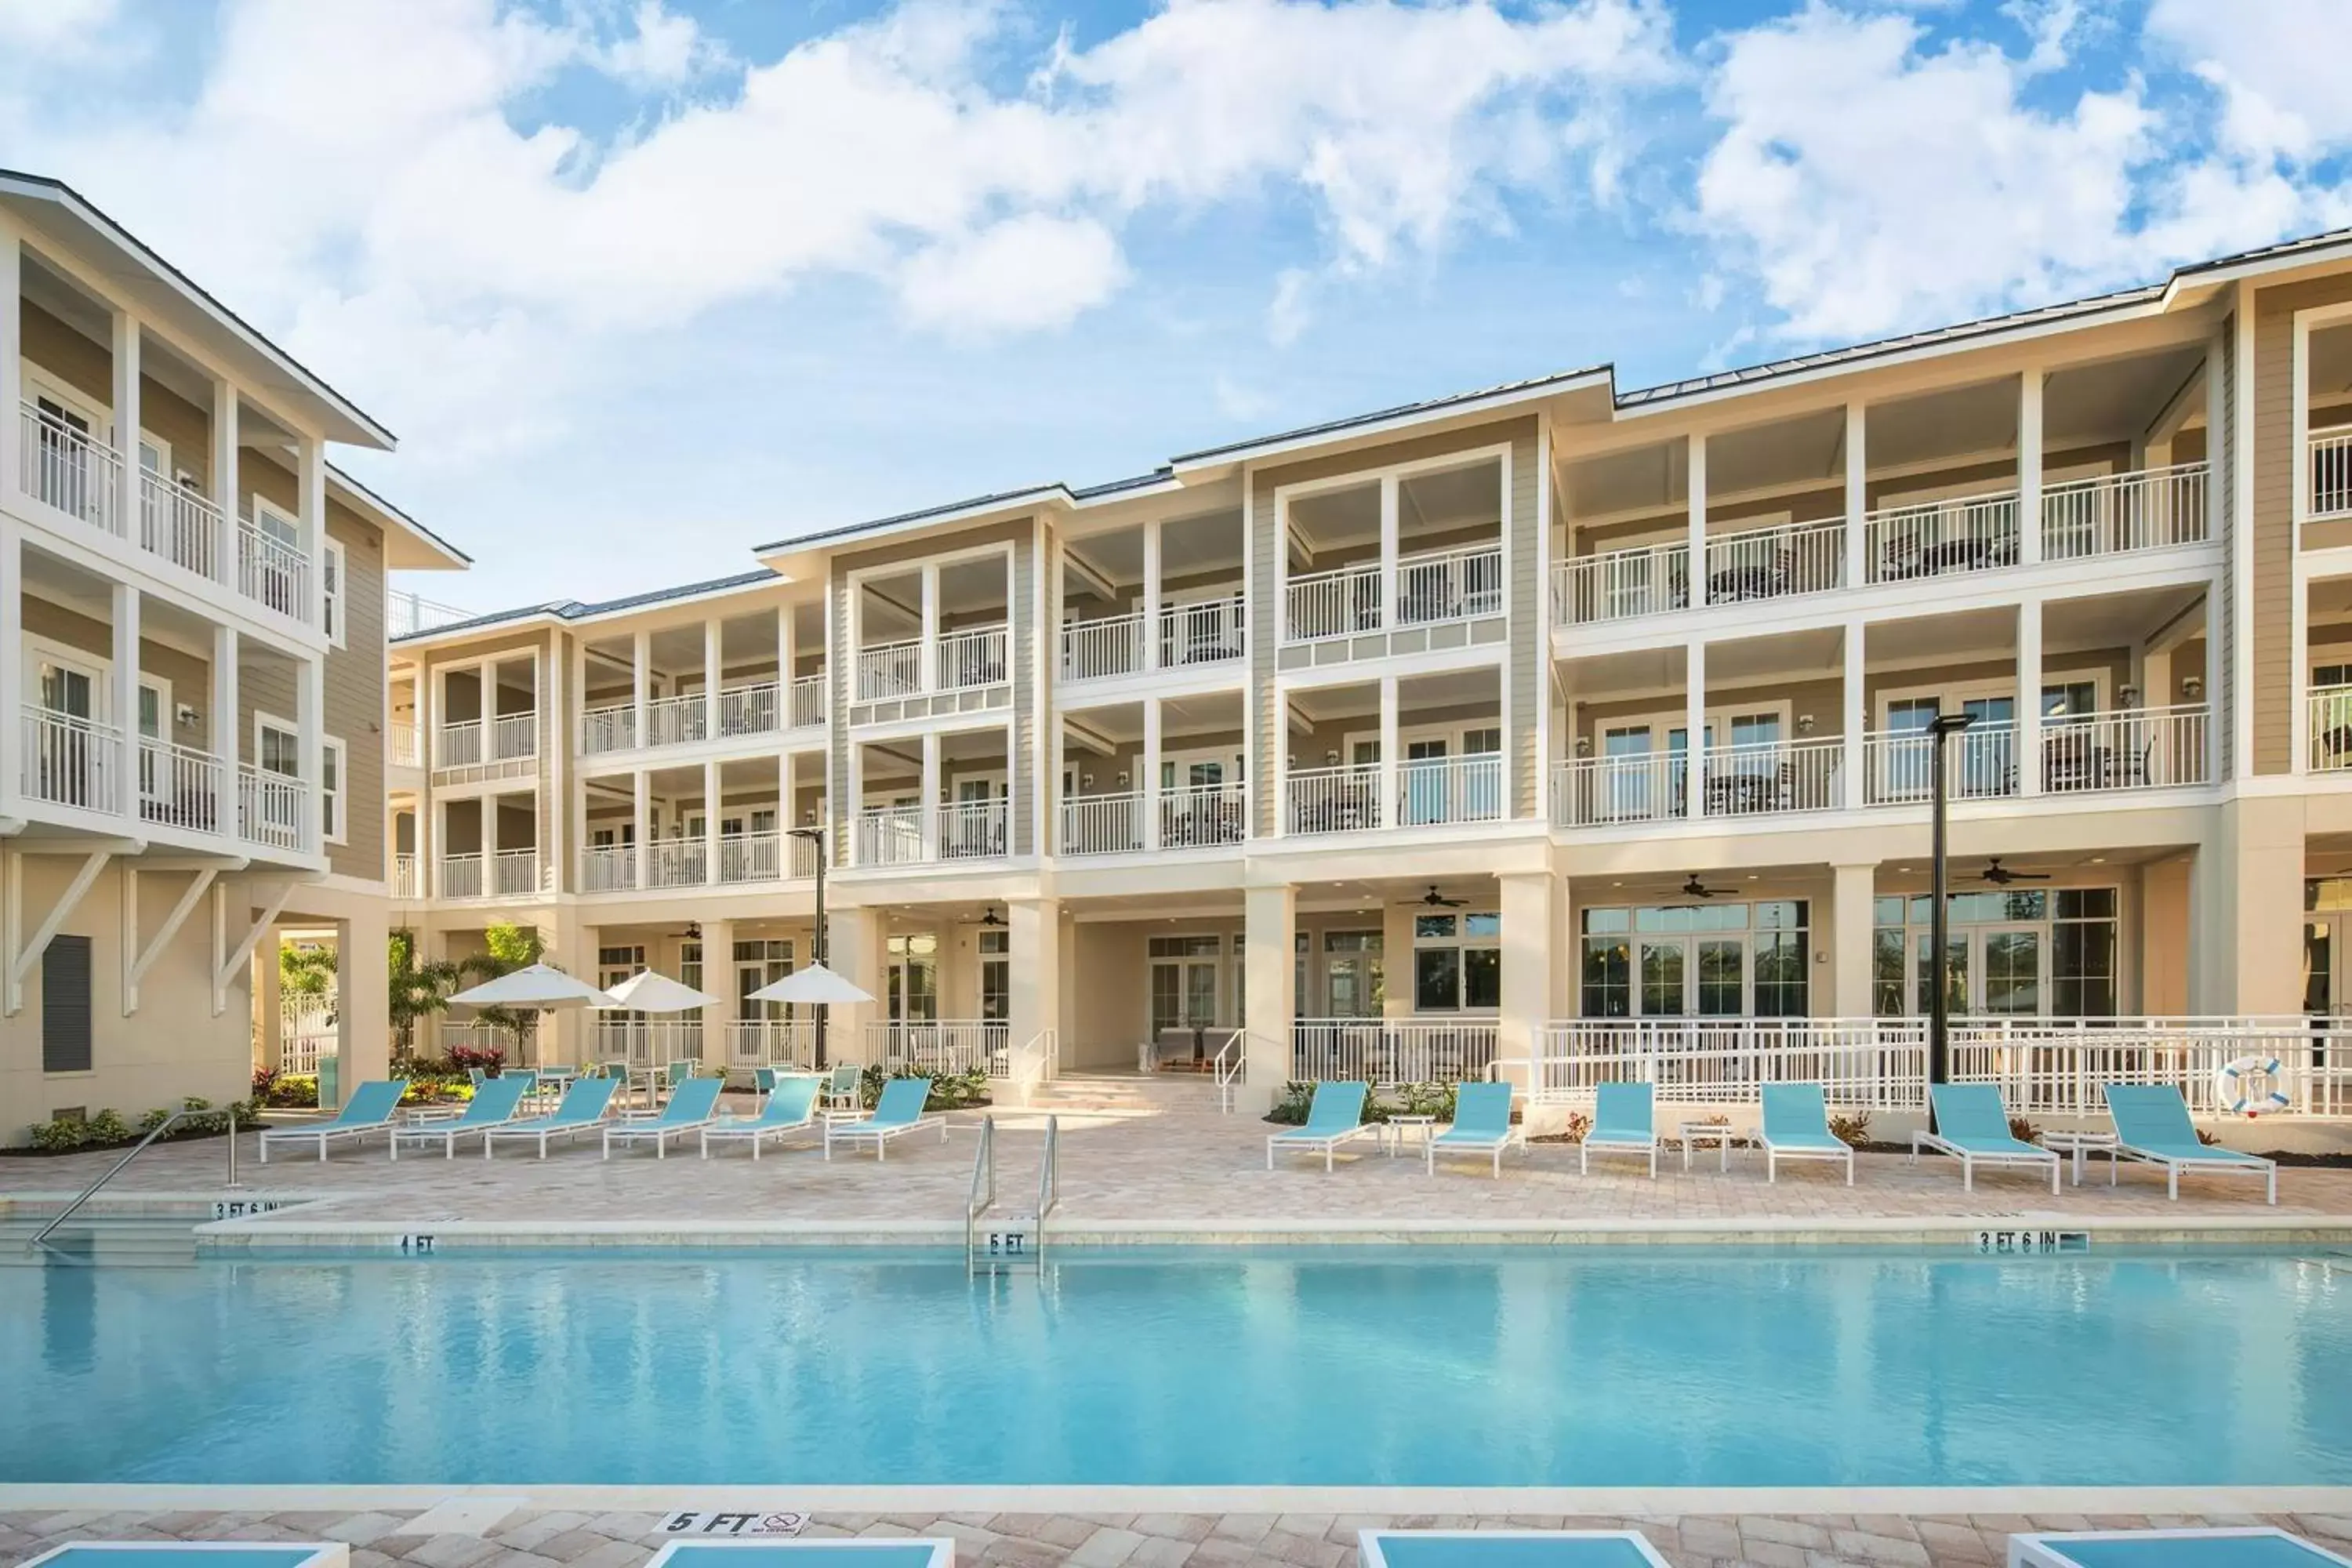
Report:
2,0,2349,615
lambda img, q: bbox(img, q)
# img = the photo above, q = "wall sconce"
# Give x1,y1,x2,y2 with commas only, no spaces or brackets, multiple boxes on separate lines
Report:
1574,736,1592,758
1115,771,1130,788
2118,684,2140,709
1323,750,1340,767
2183,675,2204,700
1081,771,1095,790
1795,713,1815,736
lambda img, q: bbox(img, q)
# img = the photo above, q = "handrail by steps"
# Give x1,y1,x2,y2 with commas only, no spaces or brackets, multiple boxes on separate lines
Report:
1036,1116,1060,1267
964,1114,996,1272
1211,1029,1247,1114
28,1106,227,1250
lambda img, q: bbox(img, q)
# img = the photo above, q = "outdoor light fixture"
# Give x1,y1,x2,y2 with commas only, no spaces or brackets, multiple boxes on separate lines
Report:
1926,711,1976,1107
1324,750,1340,766
1574,737,1593,757
1795,713,1815,736
2119,684,2141,709
2183,675,2205,699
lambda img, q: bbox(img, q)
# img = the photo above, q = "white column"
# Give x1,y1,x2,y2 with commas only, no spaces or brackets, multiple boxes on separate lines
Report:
2018,598,2043,797
1844,402,1867,587
1241,882,1296,1113
1685,639,1707,818
631,630,650,750
1842,619,1866,808
1377,676,1399,829
210,380,239,537
0,221,20,506
829,905,885,1062
702,757,721,884
2018,369,2044,568
2143,646,2175,785
702,617,722,740
920,729,942,859
297,436,327,630
919,564,940,693
1008,898,1062,1096
298,655,325,852
547,637,568,894
1142,697,1163,850
1378,474,1400,627
1687,432,1708,608
1142,519,1163,671
1831,862,1877,1016
111,311,140,532
1496,870,1559,1101
112,583,140,818
210,624,238,772
483,786,501,880
777,603,797,728
631,769,650,890
702,916,735,1069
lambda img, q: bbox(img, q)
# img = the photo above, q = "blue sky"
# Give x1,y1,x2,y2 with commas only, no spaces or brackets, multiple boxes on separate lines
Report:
1,0,2346,614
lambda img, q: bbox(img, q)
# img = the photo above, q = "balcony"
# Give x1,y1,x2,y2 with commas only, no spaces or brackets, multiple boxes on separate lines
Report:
2044,462,2209,557
580,671,826,757
1697,735,1842,818
1061,598,1247,686
19,401,314,625
2313,686,2352,771
393,854,420,898
389,721,420,768
645,837,707,888
1058,782,1246,856
647,692,705,748
1551,751,1684,827
138,739,227,833
937,625,1008,691
434,713,537,782
2314,431,2352,523
854,804,926,866
1554,540,1687,626
1864,489,2020,583
435,849,541,899
1395,753,1503,826
789,673,826,729
20,708,123,815
1062,792,1142,855
851,800,1008,866
1703,518,1845,602
580,843,637,891
1284,765,1381,835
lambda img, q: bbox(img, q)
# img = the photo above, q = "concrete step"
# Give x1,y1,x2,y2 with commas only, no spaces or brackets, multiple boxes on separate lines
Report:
1026,1073,1229,1112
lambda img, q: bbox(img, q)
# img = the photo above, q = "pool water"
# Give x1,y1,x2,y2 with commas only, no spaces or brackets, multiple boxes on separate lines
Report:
2,1245,2346,1486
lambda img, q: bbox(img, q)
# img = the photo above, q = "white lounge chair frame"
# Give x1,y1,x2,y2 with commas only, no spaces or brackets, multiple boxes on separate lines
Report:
1910,1129,2060,1194
1580,1129,1657,1178
1425,1123,1523,1178
1761,1131,1854,1185
700,1111,820,1159
823,1109,949,1160
1265,1121,1378,1172
603,1114,718,1160
2114,1138,2278,1203
256,1088,402,1163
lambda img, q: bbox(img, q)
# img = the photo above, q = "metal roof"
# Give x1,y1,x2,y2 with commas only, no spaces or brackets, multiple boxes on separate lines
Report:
391,568,779,643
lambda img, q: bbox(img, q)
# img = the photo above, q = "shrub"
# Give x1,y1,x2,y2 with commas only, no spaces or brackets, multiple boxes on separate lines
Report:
261,1073,320,1109
447,1043,506,1074
1556,1110,1594,1143
1828,1109,1871,1147
859,1065,986,1111
1392,1081,1459,1120
2008,1114,2040,1145
23,1098,252,1152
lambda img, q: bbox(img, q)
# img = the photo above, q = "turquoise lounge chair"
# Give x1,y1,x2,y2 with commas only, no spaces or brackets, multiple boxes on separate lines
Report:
257,1080,406,1163
388,1074,532,1160
1913,1083,2058,1193
1427,1080,1522,1177
824,1076,948,1161
1266,1080,1374,1171
1580,1080,1658,1178
22,1546,352,1568
1759,1082,1853,1185
702,1074,825,1159
603,1076,724,1160
1359,1529,1671,1568
2011,1526,2350,1568
822,1062,862,1109
2103,1083,2277,1203
481,1075,619,1160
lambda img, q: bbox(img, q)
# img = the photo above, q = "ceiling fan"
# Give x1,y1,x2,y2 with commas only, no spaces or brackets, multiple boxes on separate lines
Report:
979,907,1007,927
1679,874,1717,900
1399,885,1468,909
1976,858,2052,886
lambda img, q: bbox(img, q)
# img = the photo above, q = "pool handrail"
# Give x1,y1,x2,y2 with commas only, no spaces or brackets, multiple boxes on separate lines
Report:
965,1113,996,1269
27,1105,222,1251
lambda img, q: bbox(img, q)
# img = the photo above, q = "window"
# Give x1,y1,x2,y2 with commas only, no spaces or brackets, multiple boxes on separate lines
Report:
42,935,93,1073
321,736,346,844
251,499,303,618
2053,888,2118,1015
680,941,702,996
322,539,347,647
1411,911,1500,1011
257,715,299,778
1872,888,2117,1018
980,928,1010,1023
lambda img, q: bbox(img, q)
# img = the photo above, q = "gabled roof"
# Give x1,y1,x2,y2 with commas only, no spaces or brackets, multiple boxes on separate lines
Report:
327,463,469,570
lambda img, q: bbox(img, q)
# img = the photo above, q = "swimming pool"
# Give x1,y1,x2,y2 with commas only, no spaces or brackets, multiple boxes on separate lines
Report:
2,1244,2346,1486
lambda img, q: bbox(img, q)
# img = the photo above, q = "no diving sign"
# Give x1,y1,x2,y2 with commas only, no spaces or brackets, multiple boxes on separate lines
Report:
656,1512,808,1538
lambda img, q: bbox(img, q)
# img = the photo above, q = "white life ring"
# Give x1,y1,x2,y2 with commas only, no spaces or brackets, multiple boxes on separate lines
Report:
2215,1055,2289,1116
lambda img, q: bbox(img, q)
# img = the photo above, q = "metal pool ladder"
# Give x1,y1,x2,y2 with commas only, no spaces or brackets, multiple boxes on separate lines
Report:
964,1114,1058,1277
27,1105,238,1251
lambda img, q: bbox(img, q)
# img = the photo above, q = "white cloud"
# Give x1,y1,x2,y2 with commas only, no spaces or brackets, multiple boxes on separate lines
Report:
597,0,722,87
2144,0,2352,163
898,215,1127,335
0,0,121,52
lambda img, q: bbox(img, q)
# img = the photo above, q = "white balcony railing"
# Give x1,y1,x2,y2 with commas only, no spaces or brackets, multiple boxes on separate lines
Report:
717,830,785,884
236,763,307,851
2314,685,2352,772
594,1018,702,1071
1061,611,1144,683
1863,724,2019,804
579,843,637,891
2312,430,2352,522
138,739,225,833
491,848,541,897
579,704,635,754
1285,764,1381,833
1292,1019,1499,1086
439,853,484,900
938,798,1007,859
1396,753,1504,826
1865,488,2020,582
938,624,1008,690
1394,543,1503,626
645,837,707,888
2043,461,2210,558
387,590,473,640
2042,706,2210,792
22,708,123,813
856,640,922,699
1554,540,1687,625
866,1020,1010,1078
389,721,420,768
139,471,227,583
1160,596,1246,667
437,720,483,769
1703,518,1844,603
20,401,122,536
1551,751,1684,827
1699,735,1842,817
1160,781,1247,848
235,519,310,622
720,682,781,738
647,692,705,749
1062,792,1143,855
491,712,536,761
730,1019,819,1068
788,673,827,729
1285,561,1383,641
855,804,926,866
392,853,421,898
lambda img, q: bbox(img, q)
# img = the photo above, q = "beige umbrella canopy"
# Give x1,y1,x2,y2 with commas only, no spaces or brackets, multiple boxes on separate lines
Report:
747,962,873,1006
603,970,717,1013
448,963,610,1008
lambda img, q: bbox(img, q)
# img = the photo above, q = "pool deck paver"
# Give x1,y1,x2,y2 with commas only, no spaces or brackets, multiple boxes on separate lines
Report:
8,1104,2351,1232
5,1508,2349,1568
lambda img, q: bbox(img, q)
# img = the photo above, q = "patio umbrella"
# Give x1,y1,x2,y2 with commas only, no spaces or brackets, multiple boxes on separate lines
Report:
603,969,717,1013
448,963,611,1008
747,962,873,1006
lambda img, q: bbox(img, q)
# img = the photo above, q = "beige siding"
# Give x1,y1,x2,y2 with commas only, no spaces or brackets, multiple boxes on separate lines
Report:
20,303,214,488
1505,423,1539,814
2252,273,2352,773
324,495,387,880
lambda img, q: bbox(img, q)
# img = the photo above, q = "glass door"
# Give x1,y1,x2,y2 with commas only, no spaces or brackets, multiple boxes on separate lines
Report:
1976,927,2044,1015
1914,931,1968,1017
1403,737,1448,825
1695,939,1744,1019
1638,940,1686,1017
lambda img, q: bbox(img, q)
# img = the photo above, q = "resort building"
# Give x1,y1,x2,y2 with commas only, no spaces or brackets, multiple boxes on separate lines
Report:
388,227,2352,1112
0,172,464,1142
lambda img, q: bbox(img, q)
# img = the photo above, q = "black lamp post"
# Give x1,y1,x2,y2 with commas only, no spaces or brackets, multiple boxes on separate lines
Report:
789,824,829,1068
1926,712,1976,1104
